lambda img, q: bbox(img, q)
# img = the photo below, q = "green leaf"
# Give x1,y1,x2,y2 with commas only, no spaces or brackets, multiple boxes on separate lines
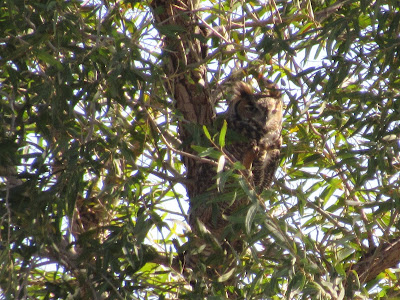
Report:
245,203,258,235
36,51,64,71
203,125,212,141
217,267,236,282
155,24,186,37
287,273,306,299
191,145,221,159
219,120,227,148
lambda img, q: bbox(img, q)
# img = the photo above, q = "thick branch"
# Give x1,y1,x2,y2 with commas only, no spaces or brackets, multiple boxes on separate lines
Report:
348,237,400,284
150,0,215,200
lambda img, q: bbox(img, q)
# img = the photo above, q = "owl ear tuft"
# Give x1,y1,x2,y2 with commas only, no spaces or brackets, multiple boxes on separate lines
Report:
263,80,282,98
234,82,253,99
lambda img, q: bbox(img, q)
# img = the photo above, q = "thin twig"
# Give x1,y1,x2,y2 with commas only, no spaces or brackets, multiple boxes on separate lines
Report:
143,106,218,167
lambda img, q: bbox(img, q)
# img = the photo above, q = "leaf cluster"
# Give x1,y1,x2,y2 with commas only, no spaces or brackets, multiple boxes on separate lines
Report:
0,0,400,299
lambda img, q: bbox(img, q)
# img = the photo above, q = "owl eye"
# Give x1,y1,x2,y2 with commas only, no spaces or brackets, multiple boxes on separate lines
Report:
245,104,258,113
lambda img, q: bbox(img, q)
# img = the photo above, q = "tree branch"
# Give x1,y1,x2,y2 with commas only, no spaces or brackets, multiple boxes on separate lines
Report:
348,237,400,284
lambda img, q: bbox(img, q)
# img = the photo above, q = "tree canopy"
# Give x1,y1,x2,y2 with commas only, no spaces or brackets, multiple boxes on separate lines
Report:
1,0,400,299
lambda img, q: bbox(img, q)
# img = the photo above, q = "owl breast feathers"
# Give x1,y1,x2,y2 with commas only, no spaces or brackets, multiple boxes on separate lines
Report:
225,81,283,191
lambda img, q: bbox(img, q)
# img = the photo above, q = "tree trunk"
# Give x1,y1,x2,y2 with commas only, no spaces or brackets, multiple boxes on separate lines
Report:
150,0,215,205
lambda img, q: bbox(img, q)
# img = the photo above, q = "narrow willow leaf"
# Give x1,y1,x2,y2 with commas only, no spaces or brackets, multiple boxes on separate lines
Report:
287,273,306,299
217,267,235,282
219,120,227,148
191,145,220,159
245,203,258,235
217,155,226,192
203,125,211,141
37,51,64,70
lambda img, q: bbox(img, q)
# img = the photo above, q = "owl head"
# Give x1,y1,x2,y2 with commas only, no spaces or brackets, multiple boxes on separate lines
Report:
229,81,282,127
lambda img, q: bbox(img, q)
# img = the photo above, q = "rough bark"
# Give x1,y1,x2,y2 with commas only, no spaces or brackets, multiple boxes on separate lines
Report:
150,0,215,202
348,237,400,284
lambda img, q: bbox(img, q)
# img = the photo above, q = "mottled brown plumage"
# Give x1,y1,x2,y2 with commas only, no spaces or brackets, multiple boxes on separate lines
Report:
188,81,283,245
225,81,283,192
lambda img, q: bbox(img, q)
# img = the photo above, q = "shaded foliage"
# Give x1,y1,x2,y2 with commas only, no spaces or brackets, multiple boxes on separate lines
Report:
1,0,400,299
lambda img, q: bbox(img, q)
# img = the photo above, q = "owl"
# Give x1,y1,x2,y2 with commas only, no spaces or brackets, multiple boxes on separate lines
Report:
188,81,282,243
225,80,283,192
185,81,282,273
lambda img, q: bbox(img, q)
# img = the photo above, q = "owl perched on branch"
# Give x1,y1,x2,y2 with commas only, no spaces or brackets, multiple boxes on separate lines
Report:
188,81,282,242
225,80,283,192
185,80,283,275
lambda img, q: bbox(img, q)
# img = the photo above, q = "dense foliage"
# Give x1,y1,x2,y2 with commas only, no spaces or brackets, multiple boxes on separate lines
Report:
1,0,400,299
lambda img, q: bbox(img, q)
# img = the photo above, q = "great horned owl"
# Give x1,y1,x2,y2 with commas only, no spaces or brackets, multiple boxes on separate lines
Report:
225,80,283,192
185,80,282,274
188,81,282,242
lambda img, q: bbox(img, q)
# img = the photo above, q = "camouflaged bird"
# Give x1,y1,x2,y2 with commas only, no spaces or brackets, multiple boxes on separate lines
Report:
225,80,282,192
188,80,283,245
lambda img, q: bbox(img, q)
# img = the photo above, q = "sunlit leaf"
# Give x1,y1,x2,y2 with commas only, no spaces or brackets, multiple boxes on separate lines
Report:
219,120,227,148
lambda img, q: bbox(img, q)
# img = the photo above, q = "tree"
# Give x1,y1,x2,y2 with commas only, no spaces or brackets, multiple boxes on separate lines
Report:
1,0,400,298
